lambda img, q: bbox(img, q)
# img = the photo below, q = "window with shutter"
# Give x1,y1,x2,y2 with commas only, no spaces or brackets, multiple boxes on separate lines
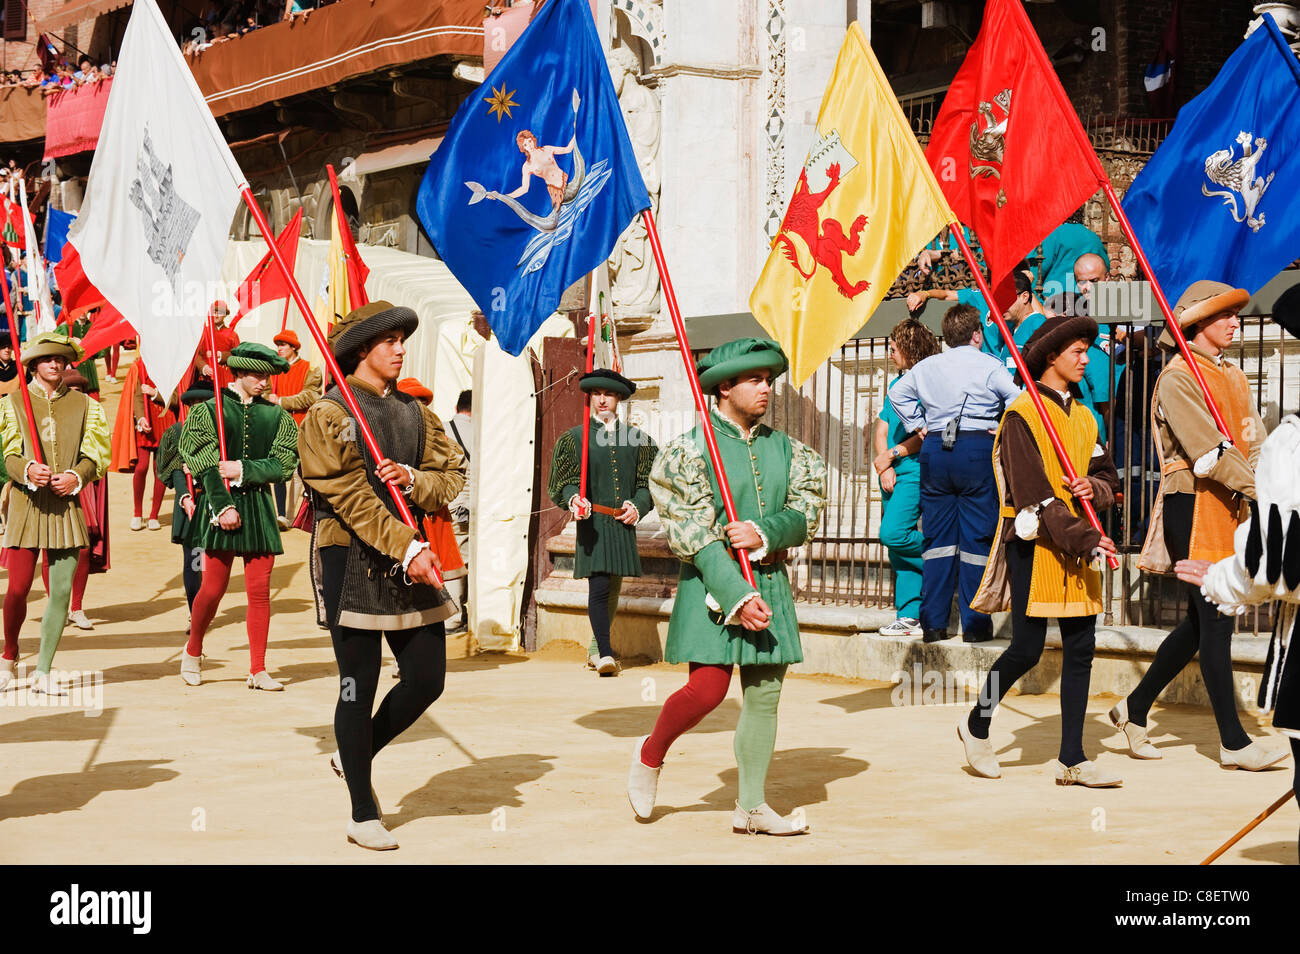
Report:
2,0,26,41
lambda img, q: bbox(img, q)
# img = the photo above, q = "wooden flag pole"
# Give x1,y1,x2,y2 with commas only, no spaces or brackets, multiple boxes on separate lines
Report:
1098,180,1231,439
0,253,43,466
203,316,232,493
949,225,1119,570
238,185,446,590
1200,789,1294,865
642,207,756,587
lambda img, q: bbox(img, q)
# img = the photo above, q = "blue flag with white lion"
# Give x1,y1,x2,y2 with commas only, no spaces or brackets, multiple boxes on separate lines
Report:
416,0,650,356
1123,13,1300,301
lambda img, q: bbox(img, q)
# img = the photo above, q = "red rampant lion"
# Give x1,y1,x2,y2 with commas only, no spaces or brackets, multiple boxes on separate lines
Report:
773,162,871,299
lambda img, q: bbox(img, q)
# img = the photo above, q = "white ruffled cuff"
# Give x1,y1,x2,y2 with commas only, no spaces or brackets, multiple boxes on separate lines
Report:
1014,496,1057,541
229,460,245,487
66,470,83,495
1193,441,1232,478
744,520,769,561
402,540,429,571
22,459,38,491
703,590,760,625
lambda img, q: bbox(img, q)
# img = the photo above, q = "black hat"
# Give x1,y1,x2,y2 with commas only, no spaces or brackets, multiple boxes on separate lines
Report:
580,368,635,398
181,380,215,406
1021,315,1099,381
329,301,419,374
1270,283,1300,341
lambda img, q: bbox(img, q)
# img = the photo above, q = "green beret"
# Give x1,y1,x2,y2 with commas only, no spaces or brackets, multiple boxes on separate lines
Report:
23,331,84,367
580,368,635,398
696,337,788,393
227,341,290,375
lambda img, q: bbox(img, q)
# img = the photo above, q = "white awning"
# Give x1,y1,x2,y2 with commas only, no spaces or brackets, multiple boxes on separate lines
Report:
339,136,443,178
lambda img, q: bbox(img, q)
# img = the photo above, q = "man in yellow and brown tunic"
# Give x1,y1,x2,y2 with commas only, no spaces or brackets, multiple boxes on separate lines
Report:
0,332,110,693
961,316,1122,787
299,301,466,851
1111,280,1288,771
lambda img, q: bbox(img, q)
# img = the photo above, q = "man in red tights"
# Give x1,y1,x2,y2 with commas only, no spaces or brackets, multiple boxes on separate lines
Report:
179,342,298,689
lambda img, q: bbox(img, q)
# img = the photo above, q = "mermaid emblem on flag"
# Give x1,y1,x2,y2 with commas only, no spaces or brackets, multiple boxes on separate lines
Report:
464,89,612,274
1202,131,1275,233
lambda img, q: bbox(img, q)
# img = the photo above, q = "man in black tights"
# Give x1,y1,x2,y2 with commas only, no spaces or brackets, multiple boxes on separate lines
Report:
299,301,466,850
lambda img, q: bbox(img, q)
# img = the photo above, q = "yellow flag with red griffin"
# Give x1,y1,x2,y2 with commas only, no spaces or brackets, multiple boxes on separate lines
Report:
750,22,955,386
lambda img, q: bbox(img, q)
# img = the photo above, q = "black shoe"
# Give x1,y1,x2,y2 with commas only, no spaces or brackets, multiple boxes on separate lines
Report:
962,631,994,643
922,629,949,643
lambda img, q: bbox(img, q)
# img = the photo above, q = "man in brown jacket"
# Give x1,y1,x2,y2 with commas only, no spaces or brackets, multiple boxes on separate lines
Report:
299,301,466,851
1111,280,1288,771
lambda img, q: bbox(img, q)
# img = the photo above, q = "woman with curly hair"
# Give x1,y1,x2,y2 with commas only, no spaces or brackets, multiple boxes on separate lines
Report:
873,318,940,637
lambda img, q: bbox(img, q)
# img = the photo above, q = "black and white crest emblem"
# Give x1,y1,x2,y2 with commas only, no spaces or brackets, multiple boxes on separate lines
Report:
129,126,200,291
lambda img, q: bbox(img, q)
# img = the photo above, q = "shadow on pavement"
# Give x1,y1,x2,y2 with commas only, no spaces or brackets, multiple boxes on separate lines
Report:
817,685,900,714
0,759,178,821
1240,838,1297,865
657,746,869,818
385,753,557,827
0,707,118,744
574,701,741,738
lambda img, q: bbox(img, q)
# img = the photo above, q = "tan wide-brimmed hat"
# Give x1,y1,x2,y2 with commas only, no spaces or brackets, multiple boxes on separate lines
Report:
1157,280,1250,351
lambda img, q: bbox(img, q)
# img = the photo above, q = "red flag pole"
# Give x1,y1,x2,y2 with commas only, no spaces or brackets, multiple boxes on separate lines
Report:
203,317,231,493
949,224,1119,570
578,282,597,503
237,186,446,589
1097,180,1230,438
642,207,756,586
0,253,43,466
177,365,196,499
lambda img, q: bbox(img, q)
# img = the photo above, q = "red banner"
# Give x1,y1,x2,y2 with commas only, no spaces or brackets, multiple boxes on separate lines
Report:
43,78,114,161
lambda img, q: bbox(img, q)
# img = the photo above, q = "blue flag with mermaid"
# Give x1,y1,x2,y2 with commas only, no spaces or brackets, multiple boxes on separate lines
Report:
416,0,651,356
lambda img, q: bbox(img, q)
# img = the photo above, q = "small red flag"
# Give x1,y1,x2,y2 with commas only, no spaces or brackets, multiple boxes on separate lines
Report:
78,303,137,357
53,243,107,318
925,0,1107,285
0,194,32,251
233,208,303,326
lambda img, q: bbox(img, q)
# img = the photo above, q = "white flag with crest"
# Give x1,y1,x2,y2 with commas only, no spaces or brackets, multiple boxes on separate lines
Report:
66,0,245,399
20,180,56,335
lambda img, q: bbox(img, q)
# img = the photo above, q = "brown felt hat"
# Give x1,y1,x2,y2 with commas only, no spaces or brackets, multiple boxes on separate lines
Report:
1157,280,1250,351
329,301,419,374
1021,315,1099,381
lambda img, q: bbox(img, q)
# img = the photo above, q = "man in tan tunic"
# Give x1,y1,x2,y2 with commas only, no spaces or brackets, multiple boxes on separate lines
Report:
1111,281,1288,771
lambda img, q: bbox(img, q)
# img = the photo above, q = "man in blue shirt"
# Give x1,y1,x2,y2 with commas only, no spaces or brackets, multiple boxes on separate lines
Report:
889,304,1021,643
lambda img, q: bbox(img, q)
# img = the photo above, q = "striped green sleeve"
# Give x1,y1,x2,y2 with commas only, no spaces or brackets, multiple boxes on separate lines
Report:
546,429,580,507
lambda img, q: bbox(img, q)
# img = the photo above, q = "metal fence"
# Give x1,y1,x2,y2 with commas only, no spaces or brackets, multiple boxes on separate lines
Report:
774,314,1300,635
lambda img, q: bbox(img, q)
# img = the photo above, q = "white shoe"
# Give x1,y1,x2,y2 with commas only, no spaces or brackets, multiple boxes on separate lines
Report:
596,655,619,675
957,719,1001,778
129,516,143,531
1108,699,1161,759
276,516,290,530
246,670,284,691
30,671,69,697
627,735,661,819
732,801,809,836
147,518,161,531
1053,759,1123,788
586,654,600,671
180,651,202,687
0,658,14,691
1220,741,1291,771
330,751,383,818
878,617,924,637
346,819,398,851
68,610,94,631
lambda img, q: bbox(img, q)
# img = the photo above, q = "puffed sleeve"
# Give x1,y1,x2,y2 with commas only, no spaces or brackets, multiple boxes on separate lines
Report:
650,436,756,617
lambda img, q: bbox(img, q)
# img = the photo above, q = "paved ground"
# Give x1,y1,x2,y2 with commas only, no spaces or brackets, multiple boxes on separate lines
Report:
0,367,1295,864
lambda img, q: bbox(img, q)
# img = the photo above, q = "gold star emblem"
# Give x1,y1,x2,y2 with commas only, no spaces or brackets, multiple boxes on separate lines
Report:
484,84,519,122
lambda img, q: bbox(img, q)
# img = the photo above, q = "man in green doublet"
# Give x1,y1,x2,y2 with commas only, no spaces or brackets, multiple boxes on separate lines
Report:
626,338,826,834
547,369,657,675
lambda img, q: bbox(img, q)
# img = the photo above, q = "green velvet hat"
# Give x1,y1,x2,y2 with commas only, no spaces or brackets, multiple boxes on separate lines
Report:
580,368,635,398
696,337,788,393
226,341,290,375
22,331,84,367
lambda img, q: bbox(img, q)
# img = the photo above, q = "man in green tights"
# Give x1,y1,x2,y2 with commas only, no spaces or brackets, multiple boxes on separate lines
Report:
627,338,826,834
0,332,111,693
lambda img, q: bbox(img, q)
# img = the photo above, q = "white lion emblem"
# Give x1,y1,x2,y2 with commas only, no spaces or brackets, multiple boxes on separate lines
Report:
1202,130,1275,233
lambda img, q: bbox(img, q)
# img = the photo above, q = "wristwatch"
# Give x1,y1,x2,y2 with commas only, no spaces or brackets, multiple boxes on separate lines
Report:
889,446,901,462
